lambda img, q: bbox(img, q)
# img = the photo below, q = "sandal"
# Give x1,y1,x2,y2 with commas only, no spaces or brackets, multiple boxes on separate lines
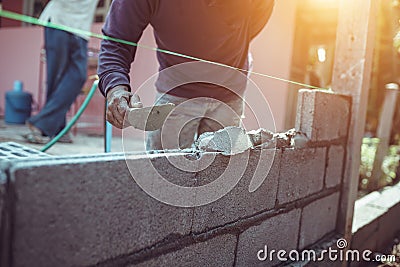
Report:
57,133,73,143
23,123,73,144
22,131,50,144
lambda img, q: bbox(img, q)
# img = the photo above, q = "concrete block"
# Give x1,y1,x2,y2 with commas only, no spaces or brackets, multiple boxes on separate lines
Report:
299,193,340,249
277,148,325,204
11,154,196,267
236,209,301,267
0,171,5,240
373,186,400,249
192,149,280,232
295,89,351,142
377,202,400,249
352,204,386,234
395,182,400,191
325,146,345,188
0,142,50,161
351,218,378,251
367,185,400,210
134,234,236,267
353,185,400,249
354,191,380,210
0,166,12,267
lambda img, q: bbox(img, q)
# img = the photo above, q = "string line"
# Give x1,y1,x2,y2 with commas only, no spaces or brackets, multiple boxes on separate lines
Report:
0,9,328,90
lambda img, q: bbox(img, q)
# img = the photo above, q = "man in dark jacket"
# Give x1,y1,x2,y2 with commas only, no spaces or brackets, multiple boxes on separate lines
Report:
98,0,274,150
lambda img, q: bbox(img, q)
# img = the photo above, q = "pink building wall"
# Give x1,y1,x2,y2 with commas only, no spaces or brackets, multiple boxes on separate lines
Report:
245,0,296,131
0,0,295,133
0,26,43,111
1,0,24,27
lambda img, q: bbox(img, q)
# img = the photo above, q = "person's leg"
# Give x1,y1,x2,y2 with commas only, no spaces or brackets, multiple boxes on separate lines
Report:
28,33,88,137
198,95,244,135
27,28,69,135
146,93,205,150
43,27,70,100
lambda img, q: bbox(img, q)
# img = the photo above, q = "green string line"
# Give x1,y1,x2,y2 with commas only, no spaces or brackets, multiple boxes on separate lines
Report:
0,9,328,90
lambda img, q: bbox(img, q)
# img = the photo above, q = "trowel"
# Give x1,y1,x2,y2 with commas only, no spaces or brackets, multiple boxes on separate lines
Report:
126,103,175,131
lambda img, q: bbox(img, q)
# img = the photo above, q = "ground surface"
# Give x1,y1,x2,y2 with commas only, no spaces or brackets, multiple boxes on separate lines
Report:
0,120,144,155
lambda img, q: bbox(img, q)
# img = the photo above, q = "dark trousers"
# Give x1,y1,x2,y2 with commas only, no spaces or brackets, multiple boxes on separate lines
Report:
28,27,87,137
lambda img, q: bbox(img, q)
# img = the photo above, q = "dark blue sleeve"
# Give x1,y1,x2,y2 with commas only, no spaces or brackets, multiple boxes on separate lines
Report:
97,0,154,96
250,0,274,40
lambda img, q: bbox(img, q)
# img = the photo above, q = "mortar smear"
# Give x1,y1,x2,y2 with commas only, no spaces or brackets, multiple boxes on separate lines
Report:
196,126,253,155
196,127,309,155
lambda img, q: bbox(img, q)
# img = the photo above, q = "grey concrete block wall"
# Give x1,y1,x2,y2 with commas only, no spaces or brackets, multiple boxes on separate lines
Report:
10,156,196,267
351,209,379,252
192,149,280,233
0,171,5,231
0,170,6,263
1,146,345,267
352,183,400,266
0,142,50,161
236,209,301,267
325,145,345,188
299,192,340,249
277,148,326,204
377,202,400,248
134,234,237,267
373,185,400,249
295,89,351,142
0,89,353,267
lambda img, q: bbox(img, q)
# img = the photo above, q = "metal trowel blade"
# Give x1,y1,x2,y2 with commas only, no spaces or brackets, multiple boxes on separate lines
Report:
127,103,175,131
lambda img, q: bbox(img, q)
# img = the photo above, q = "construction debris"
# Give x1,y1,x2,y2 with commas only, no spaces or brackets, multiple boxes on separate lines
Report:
247,128,274,146
196,127,310,155
196,126,253,155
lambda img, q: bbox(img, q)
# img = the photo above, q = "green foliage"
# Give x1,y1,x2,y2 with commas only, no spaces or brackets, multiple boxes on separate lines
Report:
359,137,400,191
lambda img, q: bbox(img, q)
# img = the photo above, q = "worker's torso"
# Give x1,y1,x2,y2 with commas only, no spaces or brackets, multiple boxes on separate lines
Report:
150,0,253,99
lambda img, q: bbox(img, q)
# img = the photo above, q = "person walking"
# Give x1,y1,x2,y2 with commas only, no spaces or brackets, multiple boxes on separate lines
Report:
24,0,99,144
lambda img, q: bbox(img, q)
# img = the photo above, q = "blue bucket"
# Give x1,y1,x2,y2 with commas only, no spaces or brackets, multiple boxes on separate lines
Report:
5,81,32,124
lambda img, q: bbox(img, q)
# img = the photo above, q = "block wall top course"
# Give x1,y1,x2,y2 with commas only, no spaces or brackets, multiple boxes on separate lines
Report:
295,89,351,142
352,183,400,254
352,183,400,233
0,142,50,161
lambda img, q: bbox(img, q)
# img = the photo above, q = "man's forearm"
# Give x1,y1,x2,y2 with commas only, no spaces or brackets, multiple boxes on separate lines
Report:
97,37,135,97
97,0,153,96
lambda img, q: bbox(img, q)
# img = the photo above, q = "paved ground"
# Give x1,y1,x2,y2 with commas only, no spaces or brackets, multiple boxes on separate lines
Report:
0,120,145,156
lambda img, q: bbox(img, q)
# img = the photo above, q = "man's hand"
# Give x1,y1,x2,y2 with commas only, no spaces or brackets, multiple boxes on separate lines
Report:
106,85,143,129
